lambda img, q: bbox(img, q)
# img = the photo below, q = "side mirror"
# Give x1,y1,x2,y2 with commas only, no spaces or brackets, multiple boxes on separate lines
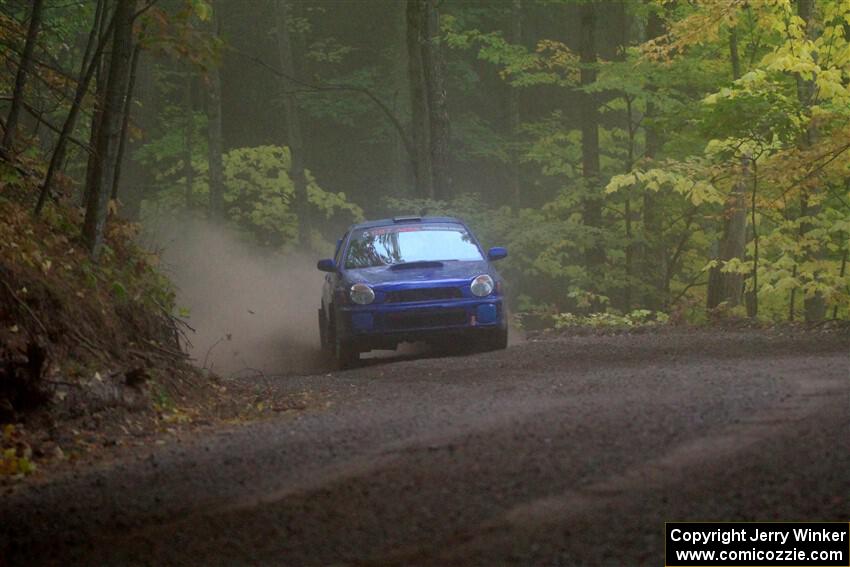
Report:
317,259,336,272
487,247,508,261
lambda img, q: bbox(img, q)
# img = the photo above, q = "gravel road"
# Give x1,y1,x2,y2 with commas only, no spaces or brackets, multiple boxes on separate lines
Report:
1,329,847,566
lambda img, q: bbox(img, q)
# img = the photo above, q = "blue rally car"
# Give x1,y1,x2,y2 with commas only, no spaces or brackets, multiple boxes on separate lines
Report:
317,216,508,368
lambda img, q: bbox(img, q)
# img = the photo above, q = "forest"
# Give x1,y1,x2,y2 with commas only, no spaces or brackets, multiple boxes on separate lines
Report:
1,1,849,560
1,0,850,340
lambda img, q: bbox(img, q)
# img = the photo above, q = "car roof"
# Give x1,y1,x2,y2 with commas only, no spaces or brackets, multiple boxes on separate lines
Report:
349,216,465,230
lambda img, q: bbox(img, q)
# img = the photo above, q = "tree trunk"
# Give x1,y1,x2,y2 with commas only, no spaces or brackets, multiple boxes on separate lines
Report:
206,6,225,218
615,3,632,312
120,45,155,221
82,0,135,258
2,0,44,153
579,1,604,276
420,0,451,201
623,97,636,312
82,3,114,209
111,43,141,201
36,0,111,215
274,0,311,247
796,0,826,322
183,71,194,209
728,27,741,81
833,248,847,319
745,159,759,318
507,0,522,209
788,263,798,321
642,8,666,309
392,1,411,194
706,30,748,312
406,0,433,199
706,159,749,310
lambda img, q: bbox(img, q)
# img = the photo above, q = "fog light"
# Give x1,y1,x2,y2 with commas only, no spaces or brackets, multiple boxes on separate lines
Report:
477,303,497,324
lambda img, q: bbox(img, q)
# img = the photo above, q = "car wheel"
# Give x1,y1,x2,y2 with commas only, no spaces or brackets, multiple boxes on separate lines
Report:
334,334,359,370
483,326,508,351
318,308,327,350
329,313,359,369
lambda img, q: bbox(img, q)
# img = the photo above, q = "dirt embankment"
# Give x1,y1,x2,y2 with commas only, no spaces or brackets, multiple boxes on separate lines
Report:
0,209,324,481
0,197,208,477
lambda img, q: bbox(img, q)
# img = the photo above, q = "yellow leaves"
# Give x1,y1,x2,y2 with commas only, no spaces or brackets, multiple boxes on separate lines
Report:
604,173,637,194
0,425,36,478
606,165,723,206
758,275,799,296
534,39,580,80
815,69,850,105
831,219,850,234
639,0,747,61
762,48,817,77
690,180,724,206
192,0,212,22
832,44,850,68
162,409,192,424
719,258,750,275
0,448,36,477
307,182,364,222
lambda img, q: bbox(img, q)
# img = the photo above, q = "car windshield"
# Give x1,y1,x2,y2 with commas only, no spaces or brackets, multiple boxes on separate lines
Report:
345,224,483,268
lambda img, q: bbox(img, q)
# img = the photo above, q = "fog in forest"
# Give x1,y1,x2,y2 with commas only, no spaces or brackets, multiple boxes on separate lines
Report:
124,0,850,363
2,0,847,375
2,0,848,560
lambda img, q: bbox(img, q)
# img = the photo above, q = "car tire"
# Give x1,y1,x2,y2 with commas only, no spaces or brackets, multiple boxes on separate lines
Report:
334,334,359,370
483,326,508,351
329,313,359,369
318,308,328,351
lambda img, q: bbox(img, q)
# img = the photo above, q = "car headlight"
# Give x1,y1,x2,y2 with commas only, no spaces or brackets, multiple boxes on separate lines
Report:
470,274,494,297
350,283,375,305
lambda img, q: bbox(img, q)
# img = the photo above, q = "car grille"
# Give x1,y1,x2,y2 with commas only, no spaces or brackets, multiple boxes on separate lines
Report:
384,287,463,303
385,308,468,330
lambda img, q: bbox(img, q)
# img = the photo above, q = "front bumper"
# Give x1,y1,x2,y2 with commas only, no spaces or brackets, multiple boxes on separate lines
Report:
337,297,504,350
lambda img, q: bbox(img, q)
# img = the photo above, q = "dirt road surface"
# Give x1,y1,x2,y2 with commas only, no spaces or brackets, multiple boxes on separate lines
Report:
1,329,847,566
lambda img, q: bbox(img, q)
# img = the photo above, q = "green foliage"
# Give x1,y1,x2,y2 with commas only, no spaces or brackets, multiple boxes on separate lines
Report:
141,139,363,249
297,67,380,126
444,17,578,87
552,309,670,330
436,0,850,326
221,145,363,247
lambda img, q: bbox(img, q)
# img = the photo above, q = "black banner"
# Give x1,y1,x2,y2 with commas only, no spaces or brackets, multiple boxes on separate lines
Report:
666,522,850,566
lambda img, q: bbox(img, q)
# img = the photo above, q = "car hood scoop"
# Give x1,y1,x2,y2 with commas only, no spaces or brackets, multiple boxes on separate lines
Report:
388,260,444,271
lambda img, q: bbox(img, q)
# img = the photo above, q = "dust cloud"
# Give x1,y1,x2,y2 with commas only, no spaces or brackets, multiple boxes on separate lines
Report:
142,217,326,378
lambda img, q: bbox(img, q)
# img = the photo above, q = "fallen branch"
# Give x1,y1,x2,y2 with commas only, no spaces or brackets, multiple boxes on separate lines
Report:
70,328,102,357
1,279,48,334
146,341,191,360
44,378,83,387
0,96,93,155
202,336,226,370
